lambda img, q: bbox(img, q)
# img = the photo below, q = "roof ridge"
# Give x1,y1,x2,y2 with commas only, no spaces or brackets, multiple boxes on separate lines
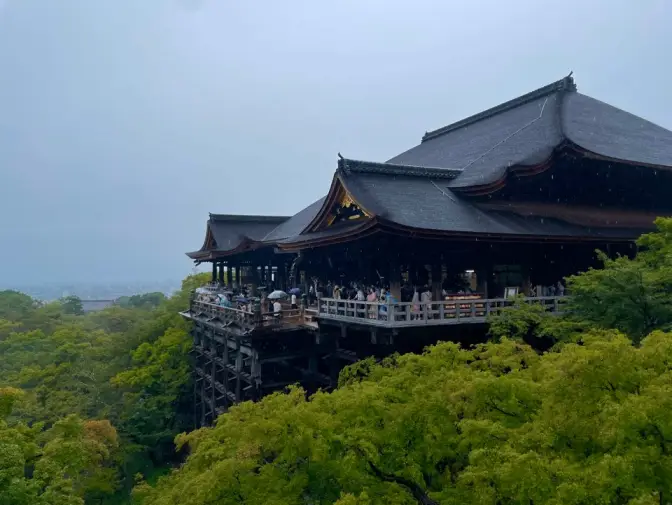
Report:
209,214,290,223
421,74,576,143
338,157,463,180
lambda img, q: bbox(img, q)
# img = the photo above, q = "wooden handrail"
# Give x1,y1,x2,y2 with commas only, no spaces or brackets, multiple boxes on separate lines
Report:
316,295,566,327
191,296,567,329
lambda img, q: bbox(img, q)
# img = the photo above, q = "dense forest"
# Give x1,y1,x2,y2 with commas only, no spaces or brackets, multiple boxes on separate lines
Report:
3,219,672,504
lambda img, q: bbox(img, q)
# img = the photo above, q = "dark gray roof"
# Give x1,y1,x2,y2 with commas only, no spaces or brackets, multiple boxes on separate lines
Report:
278,221,369,245
340,169,645,240
563,92,672,168
262,197,326,242
209,214,290,224
386,75,672,189
188,215,289,258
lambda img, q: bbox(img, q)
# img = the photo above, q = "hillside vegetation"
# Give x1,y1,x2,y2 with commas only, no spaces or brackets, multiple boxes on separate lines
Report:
3,219,672,504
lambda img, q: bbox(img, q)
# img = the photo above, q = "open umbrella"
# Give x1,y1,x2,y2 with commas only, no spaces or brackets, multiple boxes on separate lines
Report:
289,287,301,295
235,296,249,303
268,290,288,300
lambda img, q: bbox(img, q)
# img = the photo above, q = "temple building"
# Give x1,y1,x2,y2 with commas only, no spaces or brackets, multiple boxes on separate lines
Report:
183,75,672,424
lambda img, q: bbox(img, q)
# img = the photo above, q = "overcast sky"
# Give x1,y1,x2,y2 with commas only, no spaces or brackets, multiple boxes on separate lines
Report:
0,0,670,286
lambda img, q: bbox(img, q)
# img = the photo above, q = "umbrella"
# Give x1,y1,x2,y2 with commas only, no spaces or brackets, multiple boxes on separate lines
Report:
220,290,234,295
268,290,288,300
289,287,301,295
235,296,249,303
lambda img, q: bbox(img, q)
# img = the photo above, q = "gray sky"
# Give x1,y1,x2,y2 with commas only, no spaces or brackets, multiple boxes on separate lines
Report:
0,0,670,285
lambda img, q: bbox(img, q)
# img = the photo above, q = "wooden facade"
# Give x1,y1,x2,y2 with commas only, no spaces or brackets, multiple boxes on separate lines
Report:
183,75,672,425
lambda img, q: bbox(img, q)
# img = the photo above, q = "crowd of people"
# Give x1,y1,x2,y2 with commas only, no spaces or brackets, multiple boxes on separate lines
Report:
194,282,300,319
194,275,567,322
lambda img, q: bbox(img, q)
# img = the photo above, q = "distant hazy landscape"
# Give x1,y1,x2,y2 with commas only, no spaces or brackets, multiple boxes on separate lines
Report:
3,279,182,302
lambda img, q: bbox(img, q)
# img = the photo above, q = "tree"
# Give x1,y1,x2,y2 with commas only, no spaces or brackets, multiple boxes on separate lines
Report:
0,273,209,502
487,296,588,350
0,290,36,322
111,274,209,466
60,295,84,316
116,292,167,310
134,332,672,505
0,388,119,505
567,217,672,343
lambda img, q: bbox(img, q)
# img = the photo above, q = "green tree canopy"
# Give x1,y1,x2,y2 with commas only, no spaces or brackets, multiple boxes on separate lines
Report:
135,331,672,505
566,217,672,343
0,290,36,322
0,273,209,503
60,295,84,316
0,387,119,505
116,292,167,310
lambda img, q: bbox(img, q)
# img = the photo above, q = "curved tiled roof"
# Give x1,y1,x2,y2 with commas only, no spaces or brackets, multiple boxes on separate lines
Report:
186,214,289,259
186,76,671,258
387,75,672,190
339,169,650,240
562,92,672,168
261,197,326,242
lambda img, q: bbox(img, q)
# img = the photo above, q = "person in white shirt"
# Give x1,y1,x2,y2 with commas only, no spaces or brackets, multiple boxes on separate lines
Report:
273,300,282,318
291,293,297,309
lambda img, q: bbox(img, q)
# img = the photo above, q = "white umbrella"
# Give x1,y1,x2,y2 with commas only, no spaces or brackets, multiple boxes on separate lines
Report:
268,290,288,300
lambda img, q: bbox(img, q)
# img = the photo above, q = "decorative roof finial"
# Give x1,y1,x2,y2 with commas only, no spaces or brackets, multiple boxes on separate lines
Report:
338,152,344,160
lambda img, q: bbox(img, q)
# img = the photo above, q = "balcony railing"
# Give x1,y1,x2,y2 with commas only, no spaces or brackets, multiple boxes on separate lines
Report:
188,300,311,330
316,295,565,327
186,295,566,330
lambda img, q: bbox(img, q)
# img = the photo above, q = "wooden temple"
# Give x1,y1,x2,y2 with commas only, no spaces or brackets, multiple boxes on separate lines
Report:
182,75,672,425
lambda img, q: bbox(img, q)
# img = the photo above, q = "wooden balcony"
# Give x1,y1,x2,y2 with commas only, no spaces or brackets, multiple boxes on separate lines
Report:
183,296,566,332
316,295,565,328
183,300,319,332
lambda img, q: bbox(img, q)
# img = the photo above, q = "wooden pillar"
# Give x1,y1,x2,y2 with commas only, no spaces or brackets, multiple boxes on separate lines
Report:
389,263,401,301
234,266,241,288
431,264,442,301
276,263,285,291
476,269,488,298
235,339,242,402
211,262,217,283
192,326,199,428
200,366,206,426
521,266,532,296
210,333,216,419
226,266,233,286
251,349,261,401
217,261,224,284
223,338,230,404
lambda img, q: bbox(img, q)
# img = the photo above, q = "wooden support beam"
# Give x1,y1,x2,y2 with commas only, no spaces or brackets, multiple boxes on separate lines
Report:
431,264,442,302
235,339,242,402
218,261,225,284
223,337,230,400
210,333,216,419
251,349,261,401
